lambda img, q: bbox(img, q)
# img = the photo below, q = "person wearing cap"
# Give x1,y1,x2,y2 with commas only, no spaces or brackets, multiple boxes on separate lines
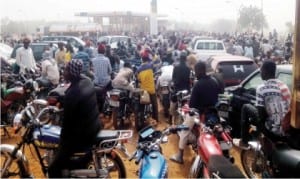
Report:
48,59,101,177
169,50,191,124
15,37,36,73
136,52,159,126
92,44,112,88
40,49,59,85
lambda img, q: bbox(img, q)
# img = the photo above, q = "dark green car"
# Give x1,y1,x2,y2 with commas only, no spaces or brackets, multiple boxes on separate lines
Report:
218,64,292,137
10,42,58,62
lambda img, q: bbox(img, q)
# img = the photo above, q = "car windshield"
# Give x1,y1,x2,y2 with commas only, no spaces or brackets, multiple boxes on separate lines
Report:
243,72,263,90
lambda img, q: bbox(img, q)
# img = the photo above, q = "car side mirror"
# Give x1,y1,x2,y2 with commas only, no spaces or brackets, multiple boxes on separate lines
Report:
246,88,256,96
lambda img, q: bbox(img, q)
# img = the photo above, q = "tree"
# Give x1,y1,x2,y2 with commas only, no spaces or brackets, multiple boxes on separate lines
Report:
237,5,268,31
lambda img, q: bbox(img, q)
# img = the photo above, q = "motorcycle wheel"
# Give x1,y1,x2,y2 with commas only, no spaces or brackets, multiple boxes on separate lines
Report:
6,103,24,125
241,149,265,178
0,150,30,178
99,153,126,178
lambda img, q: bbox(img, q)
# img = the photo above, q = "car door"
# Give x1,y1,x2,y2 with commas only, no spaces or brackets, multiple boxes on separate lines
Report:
277,72,292,92
234,71,262,108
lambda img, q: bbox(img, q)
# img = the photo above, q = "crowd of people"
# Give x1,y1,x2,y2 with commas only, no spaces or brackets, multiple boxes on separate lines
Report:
4,29,293,176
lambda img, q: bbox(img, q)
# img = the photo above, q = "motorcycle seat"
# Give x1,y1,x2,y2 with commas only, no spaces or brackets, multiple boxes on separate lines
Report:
96,130,119,142
36,78,52,88
208,155,245,178
272,144,300,176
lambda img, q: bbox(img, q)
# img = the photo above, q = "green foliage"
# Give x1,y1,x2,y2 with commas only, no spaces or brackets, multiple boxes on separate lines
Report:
237,5,268,31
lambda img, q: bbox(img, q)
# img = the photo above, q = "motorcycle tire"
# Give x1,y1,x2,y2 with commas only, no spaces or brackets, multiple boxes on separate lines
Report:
0,150,31,178
241,148,266,178
112,107,126,130
188,155,203,178
99,153,126,178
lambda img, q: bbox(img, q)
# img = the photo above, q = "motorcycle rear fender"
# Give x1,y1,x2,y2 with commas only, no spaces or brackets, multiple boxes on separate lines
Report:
0,144,31,176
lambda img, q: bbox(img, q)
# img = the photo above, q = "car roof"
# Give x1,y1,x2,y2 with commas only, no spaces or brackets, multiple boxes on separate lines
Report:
210,55,255,70
195,39,224,43
276,64,292,72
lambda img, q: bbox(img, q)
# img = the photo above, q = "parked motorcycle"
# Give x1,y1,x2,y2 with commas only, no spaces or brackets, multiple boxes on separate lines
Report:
155,64,173,118
1,73,38,127
0,100,133,178
171,89,190,125
108,88,134,129
175,106,244,178
240,125,300,178
129,125,189,178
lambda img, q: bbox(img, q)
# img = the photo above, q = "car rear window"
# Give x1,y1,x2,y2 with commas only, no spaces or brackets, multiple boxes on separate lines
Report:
197,42,224,50
217,61,258,86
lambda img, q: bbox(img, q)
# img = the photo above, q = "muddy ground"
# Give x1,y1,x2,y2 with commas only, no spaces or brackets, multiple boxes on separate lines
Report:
1,102,246,178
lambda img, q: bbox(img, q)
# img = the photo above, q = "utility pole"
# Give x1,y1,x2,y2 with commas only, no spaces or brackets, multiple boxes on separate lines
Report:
261,0,264,36
291,0,300,128
150,0,158,35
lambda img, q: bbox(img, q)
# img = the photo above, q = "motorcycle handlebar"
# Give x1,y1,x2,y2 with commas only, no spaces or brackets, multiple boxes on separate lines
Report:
221,131,232,144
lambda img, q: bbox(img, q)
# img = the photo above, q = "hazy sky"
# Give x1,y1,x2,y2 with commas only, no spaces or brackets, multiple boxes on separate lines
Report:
0,0,296,32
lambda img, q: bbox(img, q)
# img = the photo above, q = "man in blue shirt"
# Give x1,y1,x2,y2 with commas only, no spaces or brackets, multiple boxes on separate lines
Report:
92,44,112,88
73,46,93,79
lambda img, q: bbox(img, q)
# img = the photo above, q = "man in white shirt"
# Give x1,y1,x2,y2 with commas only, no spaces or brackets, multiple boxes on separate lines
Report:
244,43,254,59
16,38,36,73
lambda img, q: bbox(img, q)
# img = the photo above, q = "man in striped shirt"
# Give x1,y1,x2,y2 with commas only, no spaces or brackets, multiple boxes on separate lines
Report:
234,60,291,149
92,44,112,88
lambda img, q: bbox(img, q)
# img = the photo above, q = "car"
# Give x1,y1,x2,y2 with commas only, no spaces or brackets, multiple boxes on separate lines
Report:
40,36,85,48
207,55,259,87
218,64,292,137
10,42,58,62
191,39,228,61
0,43,13,64
98,35,136,49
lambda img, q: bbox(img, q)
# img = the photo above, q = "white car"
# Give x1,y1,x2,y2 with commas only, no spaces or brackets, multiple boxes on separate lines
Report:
191,39,228,61
0,43,14,64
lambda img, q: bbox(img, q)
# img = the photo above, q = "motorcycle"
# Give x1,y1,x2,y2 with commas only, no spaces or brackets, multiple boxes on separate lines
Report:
0,100,133,178
176,107,243,178
189,109,244,178
240,124,300,178
155,64,173,118
108,88,134,129
129,125,189,178
1,73,39,127
171,89,190,125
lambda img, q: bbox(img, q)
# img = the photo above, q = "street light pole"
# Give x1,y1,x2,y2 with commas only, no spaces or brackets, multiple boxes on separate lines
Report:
261,0,264,36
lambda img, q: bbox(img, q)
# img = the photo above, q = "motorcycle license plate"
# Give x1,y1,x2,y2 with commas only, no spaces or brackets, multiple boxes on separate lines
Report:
218,111,228,118
109,100,119,107
220,141,232,150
